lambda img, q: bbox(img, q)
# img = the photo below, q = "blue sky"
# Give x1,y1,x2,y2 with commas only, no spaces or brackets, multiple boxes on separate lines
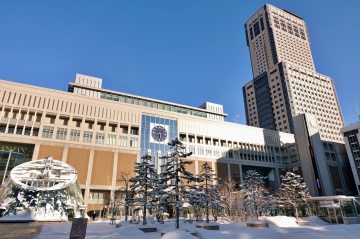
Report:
1,0,359,125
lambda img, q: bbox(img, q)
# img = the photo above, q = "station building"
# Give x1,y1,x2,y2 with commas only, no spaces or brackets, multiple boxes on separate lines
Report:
0,74,299,214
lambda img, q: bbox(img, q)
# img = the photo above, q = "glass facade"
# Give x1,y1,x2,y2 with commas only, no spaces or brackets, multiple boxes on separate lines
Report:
0,141,34,184
242,165,278,188
140,115,178,168
100,92,207,118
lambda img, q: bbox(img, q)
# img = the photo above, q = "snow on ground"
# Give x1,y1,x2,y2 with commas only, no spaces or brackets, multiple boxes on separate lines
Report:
33,216,360,239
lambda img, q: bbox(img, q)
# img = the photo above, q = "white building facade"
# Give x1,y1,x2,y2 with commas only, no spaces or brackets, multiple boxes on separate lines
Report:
0,74,300,215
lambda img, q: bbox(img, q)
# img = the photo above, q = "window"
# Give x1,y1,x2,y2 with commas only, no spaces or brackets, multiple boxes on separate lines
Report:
83,131,93,143
56,128,67,140
130,127,138,135
0,125,6,133
16,127,23,135
42,126,54,138
129,137,138,148
70,129,81,141
88,122,93,129
110,125,117,133
119,136,127,147
120,125,128,134
24,127,31,136
73,119,81,128
95,133,105,144
97,123,105,131
7,126,15,134
107,134,116,145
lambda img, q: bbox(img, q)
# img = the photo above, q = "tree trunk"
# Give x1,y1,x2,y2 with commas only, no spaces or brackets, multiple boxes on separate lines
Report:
254,204,258,221
125,205,128,221
175,178,180,228
142,205,146,225
125,187,129,221
295,207,299,221
206,177,209,223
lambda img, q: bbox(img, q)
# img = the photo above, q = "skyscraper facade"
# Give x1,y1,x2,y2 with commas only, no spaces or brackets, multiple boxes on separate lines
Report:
242,4,355,196
243,4,344,144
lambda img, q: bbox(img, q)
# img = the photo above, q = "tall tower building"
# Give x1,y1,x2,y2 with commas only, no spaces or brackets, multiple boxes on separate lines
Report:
242,4,344,144
242,4,356,197
246,4,315,78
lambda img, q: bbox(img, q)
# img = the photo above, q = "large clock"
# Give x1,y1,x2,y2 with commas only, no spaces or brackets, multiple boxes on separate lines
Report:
151,125,167,142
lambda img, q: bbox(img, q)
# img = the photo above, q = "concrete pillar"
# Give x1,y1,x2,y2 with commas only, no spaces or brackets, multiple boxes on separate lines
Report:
84,147,95,205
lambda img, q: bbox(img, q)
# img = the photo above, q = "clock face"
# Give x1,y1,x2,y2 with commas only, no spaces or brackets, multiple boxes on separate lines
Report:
151,125,167,142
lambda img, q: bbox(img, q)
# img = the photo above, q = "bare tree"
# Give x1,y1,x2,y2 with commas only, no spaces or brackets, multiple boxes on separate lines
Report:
117,171,132,221
220,177,237,219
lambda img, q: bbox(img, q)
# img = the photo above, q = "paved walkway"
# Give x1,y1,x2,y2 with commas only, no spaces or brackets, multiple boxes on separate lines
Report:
0,222,45,239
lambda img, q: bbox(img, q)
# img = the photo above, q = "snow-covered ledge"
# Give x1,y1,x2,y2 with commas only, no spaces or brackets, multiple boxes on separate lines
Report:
246,219,269,228
196,222,220,230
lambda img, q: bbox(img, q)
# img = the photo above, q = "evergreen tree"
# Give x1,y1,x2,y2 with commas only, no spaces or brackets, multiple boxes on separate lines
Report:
159,138,197,228
241,170,271,221
130,153,158,225
197,162,223,223
186,184,206,222
209,184,226,221
277,172,310,220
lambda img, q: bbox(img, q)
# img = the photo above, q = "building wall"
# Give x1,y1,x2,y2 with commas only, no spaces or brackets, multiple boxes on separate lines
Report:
0,78,300,211
66,147,90,185
294,114,356,196
38,145,64,160
341,122,360,195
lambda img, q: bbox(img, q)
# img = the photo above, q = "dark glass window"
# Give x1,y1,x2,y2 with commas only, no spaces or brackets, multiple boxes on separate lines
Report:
260,18,264,31
253,22,260,37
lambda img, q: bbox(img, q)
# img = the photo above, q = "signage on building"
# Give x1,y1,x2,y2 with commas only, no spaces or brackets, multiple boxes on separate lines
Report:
69,218,88,239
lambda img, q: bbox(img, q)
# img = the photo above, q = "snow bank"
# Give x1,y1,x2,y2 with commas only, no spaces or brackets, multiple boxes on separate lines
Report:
118,225,144,237
305,216,329,225
265,216,299,227
161,230,195,239
33,217,360,239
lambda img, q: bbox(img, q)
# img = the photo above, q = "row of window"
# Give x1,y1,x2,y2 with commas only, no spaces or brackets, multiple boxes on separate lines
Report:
41,126,139,147
99,92,209,119
185,143,297,164
273,16,306,40
0,107,140,136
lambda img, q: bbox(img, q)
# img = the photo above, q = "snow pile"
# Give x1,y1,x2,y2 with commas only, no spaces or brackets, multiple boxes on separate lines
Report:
305,216,329,225
161,230,195,239
34,216,360,239
266,216,299,227
118,225,144,237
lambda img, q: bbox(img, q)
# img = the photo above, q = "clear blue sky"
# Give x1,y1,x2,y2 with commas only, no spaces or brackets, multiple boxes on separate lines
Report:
1,0,359,125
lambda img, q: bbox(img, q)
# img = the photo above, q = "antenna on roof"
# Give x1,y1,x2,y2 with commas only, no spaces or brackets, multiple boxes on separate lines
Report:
356,101,360,121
